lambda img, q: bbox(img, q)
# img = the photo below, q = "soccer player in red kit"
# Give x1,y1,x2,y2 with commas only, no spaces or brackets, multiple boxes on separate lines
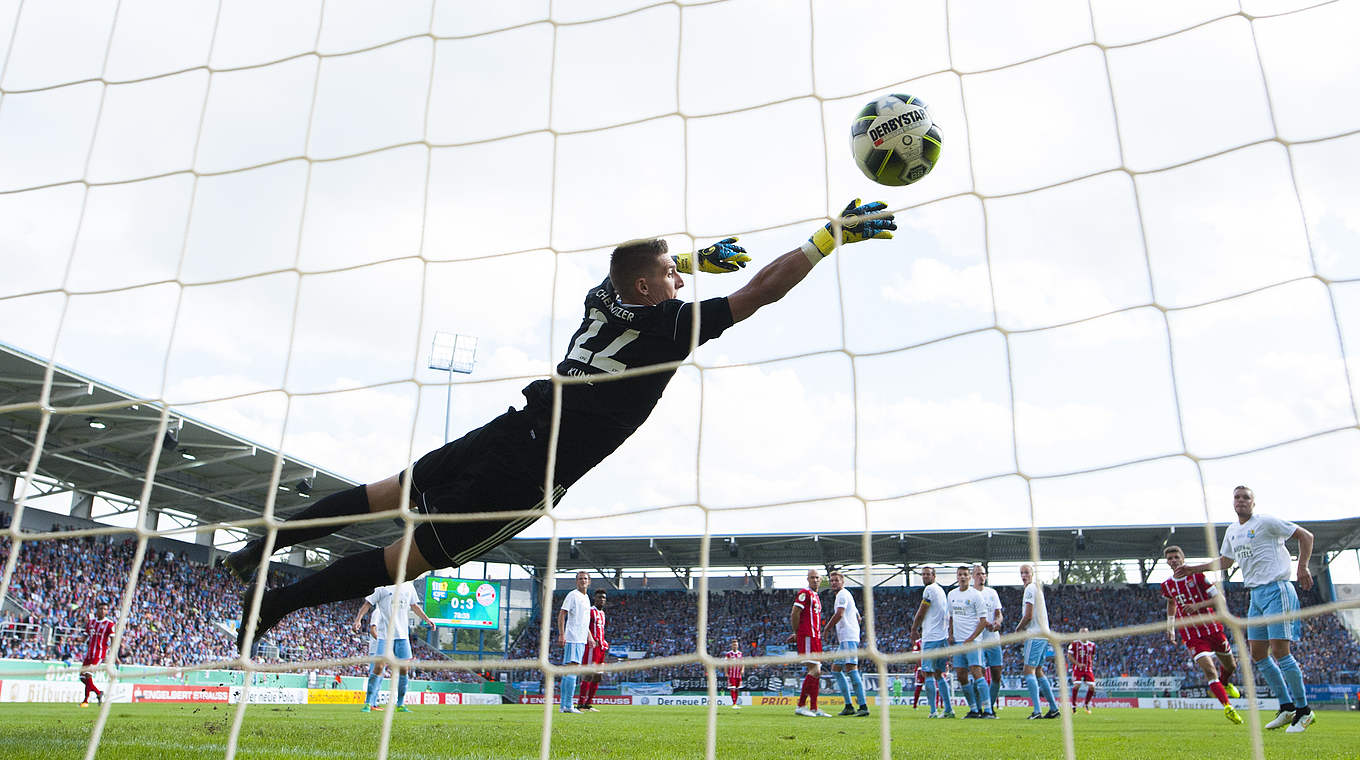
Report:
79,602,114,707
1160,545,1243,724
789,568,829,717
724,637,744,710
578,589,609,711
1068,630,1096,713
910,638,927,708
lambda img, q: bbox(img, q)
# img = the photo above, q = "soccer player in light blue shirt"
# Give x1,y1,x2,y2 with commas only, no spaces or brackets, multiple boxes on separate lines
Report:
1176,486,1316,733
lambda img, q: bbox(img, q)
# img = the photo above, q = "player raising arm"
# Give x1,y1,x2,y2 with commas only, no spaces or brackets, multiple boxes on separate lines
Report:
1161,545,1242,725
228,202,895,654
1175,486,1315,733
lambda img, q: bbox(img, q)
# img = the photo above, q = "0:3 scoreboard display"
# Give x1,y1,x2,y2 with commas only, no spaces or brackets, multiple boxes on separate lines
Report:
424,578,501,629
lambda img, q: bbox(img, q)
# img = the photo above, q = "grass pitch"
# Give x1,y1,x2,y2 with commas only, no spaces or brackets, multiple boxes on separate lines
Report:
0,703,1355,759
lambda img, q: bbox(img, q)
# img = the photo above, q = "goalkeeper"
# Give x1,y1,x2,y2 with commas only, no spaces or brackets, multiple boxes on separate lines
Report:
230,200,896,651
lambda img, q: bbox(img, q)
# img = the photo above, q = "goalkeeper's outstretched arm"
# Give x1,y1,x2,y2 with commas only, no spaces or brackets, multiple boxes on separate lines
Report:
728,199,894,323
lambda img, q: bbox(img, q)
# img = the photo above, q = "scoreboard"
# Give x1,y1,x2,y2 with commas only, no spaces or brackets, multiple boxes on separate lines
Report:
424,577,501,629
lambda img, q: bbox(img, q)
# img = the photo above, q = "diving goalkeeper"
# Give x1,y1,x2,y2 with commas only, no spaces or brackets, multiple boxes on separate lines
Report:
230,201,896,651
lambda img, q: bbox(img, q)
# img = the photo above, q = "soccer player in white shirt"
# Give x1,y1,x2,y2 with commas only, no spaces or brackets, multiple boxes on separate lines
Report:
359,581,433,712
909,566,954,718
946,565,991,718
972,563,1003,716
557,571,594,714
1015,564,1060,719
822,571,869,716
1175,486,1316,733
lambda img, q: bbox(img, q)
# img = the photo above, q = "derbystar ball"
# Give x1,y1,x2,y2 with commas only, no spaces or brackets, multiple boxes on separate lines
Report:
850,94,942,187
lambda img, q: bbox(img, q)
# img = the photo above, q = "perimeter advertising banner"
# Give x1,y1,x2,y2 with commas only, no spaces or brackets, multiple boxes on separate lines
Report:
425,577,501,629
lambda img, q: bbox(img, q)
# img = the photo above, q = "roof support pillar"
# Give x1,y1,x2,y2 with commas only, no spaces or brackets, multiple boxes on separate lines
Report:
71,491,94,520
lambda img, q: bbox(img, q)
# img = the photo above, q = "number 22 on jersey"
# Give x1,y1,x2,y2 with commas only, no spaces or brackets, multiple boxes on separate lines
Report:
567,308,640,373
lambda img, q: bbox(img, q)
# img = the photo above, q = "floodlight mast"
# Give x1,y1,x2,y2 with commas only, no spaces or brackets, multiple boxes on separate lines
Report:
428,332,479,444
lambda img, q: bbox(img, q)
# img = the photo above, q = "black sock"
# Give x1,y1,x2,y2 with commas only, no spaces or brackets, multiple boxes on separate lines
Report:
264,547,391,626
268,485,371,550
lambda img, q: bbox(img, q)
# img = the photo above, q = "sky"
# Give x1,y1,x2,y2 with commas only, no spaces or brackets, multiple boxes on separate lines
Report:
1,0,1358,587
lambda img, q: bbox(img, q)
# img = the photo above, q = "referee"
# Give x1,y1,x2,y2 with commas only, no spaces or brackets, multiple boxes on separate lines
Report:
230,201,896,652
1175,485,1316,733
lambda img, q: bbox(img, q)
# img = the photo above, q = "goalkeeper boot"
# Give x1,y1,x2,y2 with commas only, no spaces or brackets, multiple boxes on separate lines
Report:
237,586,285,655
1224,682,1241,699
1224,704,1243,725
224,540,265,583
838,705,857,716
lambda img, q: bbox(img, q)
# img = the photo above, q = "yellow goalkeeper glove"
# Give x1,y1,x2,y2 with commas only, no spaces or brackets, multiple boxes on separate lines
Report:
673,237,750,274
801,199,896,263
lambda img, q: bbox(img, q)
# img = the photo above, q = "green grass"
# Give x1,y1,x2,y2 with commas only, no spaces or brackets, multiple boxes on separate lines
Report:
0,704,1355,759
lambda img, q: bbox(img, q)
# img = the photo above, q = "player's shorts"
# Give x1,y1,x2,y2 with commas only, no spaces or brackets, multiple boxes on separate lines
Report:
834,639,859,666
914,668,926,686
1072,667,1095,683
562,642,586,665
80,656,100,668
1182,628,1232,658
981,644,1003,668
1023,638,1051,668
951,647,983,669
582,644,607,665
795,636,823,658
403,406,560,569
370,638,412,660
727,676,742,689
921,639,949,673
1246,581,1302,642
367,637,381,657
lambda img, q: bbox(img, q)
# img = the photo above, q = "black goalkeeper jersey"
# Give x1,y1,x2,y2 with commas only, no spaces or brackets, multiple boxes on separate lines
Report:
521,278,734,486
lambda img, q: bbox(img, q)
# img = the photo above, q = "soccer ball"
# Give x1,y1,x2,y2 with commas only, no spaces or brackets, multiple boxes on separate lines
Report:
850,94,942,186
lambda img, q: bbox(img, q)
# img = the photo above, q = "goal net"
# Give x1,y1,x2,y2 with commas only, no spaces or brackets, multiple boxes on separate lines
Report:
1,1,1358,759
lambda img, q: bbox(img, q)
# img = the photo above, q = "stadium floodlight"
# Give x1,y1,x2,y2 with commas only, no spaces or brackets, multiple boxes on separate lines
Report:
178,449,195,461
86,417,106,429
427,331,479,443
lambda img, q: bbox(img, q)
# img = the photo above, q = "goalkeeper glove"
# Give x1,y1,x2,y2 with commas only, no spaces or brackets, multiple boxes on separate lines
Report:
673,237,750,274
801,199,896,264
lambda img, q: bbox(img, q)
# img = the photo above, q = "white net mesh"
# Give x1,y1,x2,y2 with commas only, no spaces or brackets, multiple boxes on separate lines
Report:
2,1,1359,759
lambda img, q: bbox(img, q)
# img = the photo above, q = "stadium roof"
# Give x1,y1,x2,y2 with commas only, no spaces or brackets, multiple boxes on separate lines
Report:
0,342,384,558
5,342,1359,577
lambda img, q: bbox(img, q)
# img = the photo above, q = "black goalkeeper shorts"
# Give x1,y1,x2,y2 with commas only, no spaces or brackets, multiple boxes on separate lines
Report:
402,406,558,568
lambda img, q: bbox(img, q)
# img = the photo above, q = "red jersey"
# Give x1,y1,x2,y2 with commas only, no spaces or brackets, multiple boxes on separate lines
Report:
793,587,822,640
1160,573,1224,640
1067,640,1095,671
84,617,115,664
588,607,606,648
724,649,744,681
910,638,923,672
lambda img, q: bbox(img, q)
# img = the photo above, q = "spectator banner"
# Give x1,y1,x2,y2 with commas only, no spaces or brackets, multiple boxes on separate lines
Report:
307,688,366,704
227,686,307,705
425,578,500,630
0,679,133,703
131,685,229,704
518,694,633,706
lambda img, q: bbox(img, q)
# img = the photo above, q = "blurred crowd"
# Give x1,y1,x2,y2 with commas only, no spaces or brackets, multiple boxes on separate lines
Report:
507,583,1360,687
0,531,475,682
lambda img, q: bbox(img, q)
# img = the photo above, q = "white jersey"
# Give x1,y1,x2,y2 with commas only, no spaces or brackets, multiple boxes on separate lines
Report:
1220,512,1300,588
833,588,860,643
1021,582,1044,633
975,586,1002,644
920,582,949,643
947,586,984,641
561,588,591,644
365,583,419,641
368,596,387,639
